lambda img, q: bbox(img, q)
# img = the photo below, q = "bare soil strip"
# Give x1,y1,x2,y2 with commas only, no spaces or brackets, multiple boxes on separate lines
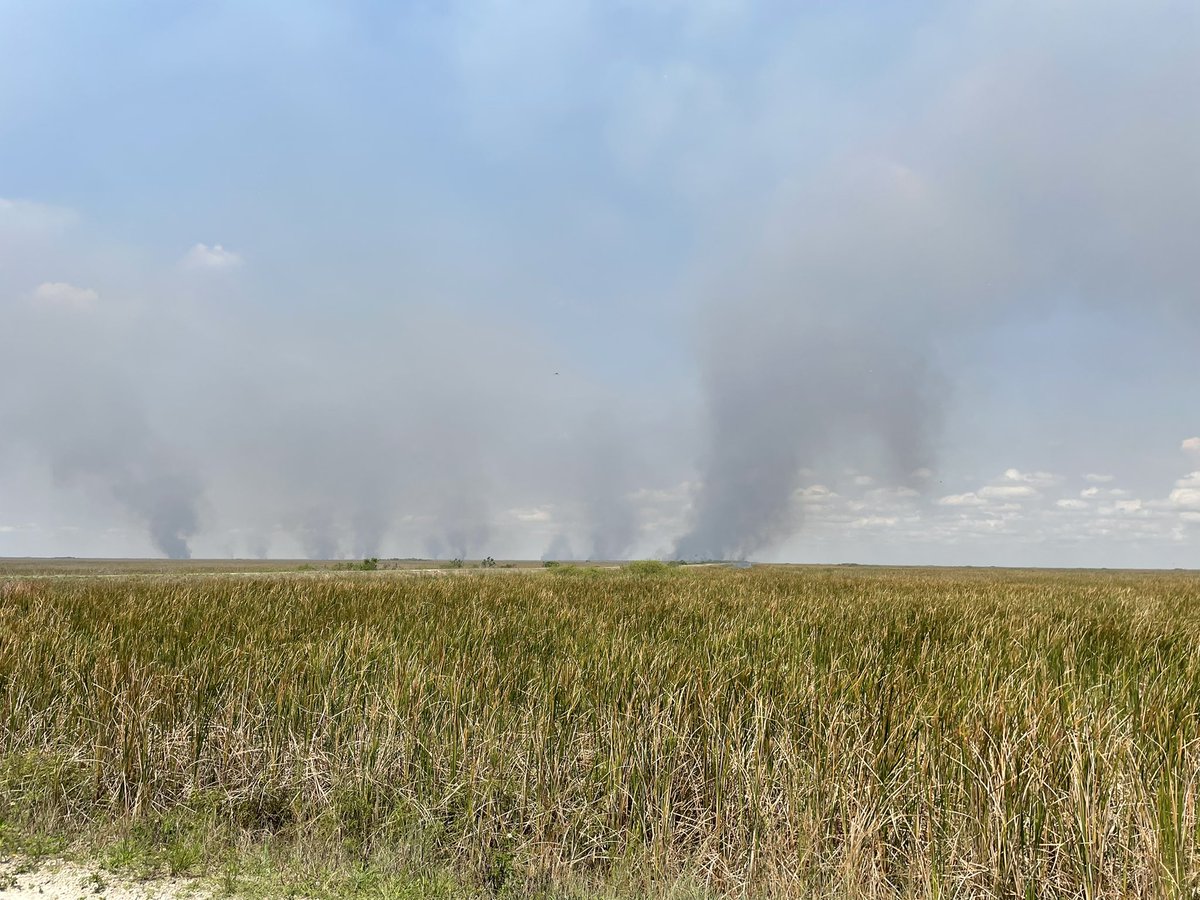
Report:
0,857,206,900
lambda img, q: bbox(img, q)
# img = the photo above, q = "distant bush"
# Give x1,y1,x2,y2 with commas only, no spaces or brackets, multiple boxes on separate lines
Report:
626,560,670,576
480,557,497,569
447,558,464,569
330,558,379,572
542,560,561,568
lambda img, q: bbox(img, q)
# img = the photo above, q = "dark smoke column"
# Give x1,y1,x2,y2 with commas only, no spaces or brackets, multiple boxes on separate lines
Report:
675,311,938,561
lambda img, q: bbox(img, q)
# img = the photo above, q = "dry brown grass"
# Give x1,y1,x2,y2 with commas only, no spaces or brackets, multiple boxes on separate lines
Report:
1,565,1198,898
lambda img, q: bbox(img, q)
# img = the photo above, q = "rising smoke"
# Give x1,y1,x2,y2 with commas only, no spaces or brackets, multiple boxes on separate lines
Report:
674,3,1200,559
5,381,201,559
2,3,1199,563
676,320,939,560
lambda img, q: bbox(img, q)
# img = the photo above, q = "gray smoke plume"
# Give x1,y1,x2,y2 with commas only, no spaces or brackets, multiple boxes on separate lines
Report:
541,533,575,562
294,507,340,560
7,384,202,559
245,532,271,560
0,276,201,557
675,3,1200,559
3,2,1199,566
108,463,201,560
574,413,640,560
350,507,387,559
425,511,491,561
675,310,940,560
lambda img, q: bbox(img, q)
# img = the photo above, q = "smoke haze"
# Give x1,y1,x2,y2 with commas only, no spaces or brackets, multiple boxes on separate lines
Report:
2,2,1199,566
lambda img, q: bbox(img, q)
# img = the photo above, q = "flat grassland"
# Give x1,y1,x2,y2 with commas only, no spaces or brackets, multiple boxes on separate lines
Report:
1,563,1198,898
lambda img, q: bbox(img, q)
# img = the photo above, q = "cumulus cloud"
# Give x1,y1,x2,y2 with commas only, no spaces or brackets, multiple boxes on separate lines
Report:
1183,437,1200,455
32,282,98,309
1056,499,1088,510
510,506,552,523
1084,473,1115,483
1170,473,1200,510
979,484,1039,501
849,515,898,529
938,492,986,507
1004,469,1060,487
183,243,242,270
1083,486,1130,499
798,484,836,499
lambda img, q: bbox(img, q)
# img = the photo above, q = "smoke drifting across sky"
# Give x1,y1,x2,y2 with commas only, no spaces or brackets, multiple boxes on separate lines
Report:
1,2,1198,566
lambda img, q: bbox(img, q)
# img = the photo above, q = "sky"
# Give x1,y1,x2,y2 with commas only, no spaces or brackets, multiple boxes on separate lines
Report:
1,0,1198,567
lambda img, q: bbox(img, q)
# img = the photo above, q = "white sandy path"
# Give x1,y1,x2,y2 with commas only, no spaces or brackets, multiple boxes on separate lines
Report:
0,858,208,900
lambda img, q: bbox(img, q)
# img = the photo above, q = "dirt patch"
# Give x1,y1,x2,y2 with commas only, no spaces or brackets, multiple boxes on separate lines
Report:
0,858,207,900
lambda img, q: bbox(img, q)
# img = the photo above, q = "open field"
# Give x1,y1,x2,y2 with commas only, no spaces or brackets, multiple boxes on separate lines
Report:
2,564,1199,898
0,558,560,577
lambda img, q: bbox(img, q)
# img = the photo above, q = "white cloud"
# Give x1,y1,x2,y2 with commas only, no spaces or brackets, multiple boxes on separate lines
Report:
1084,473,1114,483
632,481,696,507
869,486,919,500
1168,472,1200,510
798,484,836,499
32,282,98,309
1003,469,1060,487
852,474,875,487
849,515,898,528
937,492,985,507
510,506,552,522
1056,499,1088,510
979,484,1038,500
1080,488,1132,500
1113,499,1143,514
183,242,242,270
0,196,79,233
1183,437,1200,455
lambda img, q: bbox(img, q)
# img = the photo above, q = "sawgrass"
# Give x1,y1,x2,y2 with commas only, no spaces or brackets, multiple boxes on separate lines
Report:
1,566,1198,898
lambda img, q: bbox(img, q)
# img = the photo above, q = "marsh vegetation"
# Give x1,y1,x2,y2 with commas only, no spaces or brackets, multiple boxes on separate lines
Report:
1,565,1198,898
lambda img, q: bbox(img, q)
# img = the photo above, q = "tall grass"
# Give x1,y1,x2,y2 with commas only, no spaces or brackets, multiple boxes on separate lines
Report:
1,567,1198,897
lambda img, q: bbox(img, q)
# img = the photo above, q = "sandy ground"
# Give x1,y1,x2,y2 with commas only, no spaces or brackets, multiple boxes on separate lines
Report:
0,858,206,900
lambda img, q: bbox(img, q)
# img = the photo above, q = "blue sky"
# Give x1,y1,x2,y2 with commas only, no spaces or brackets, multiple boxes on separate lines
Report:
2,1,1199,565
